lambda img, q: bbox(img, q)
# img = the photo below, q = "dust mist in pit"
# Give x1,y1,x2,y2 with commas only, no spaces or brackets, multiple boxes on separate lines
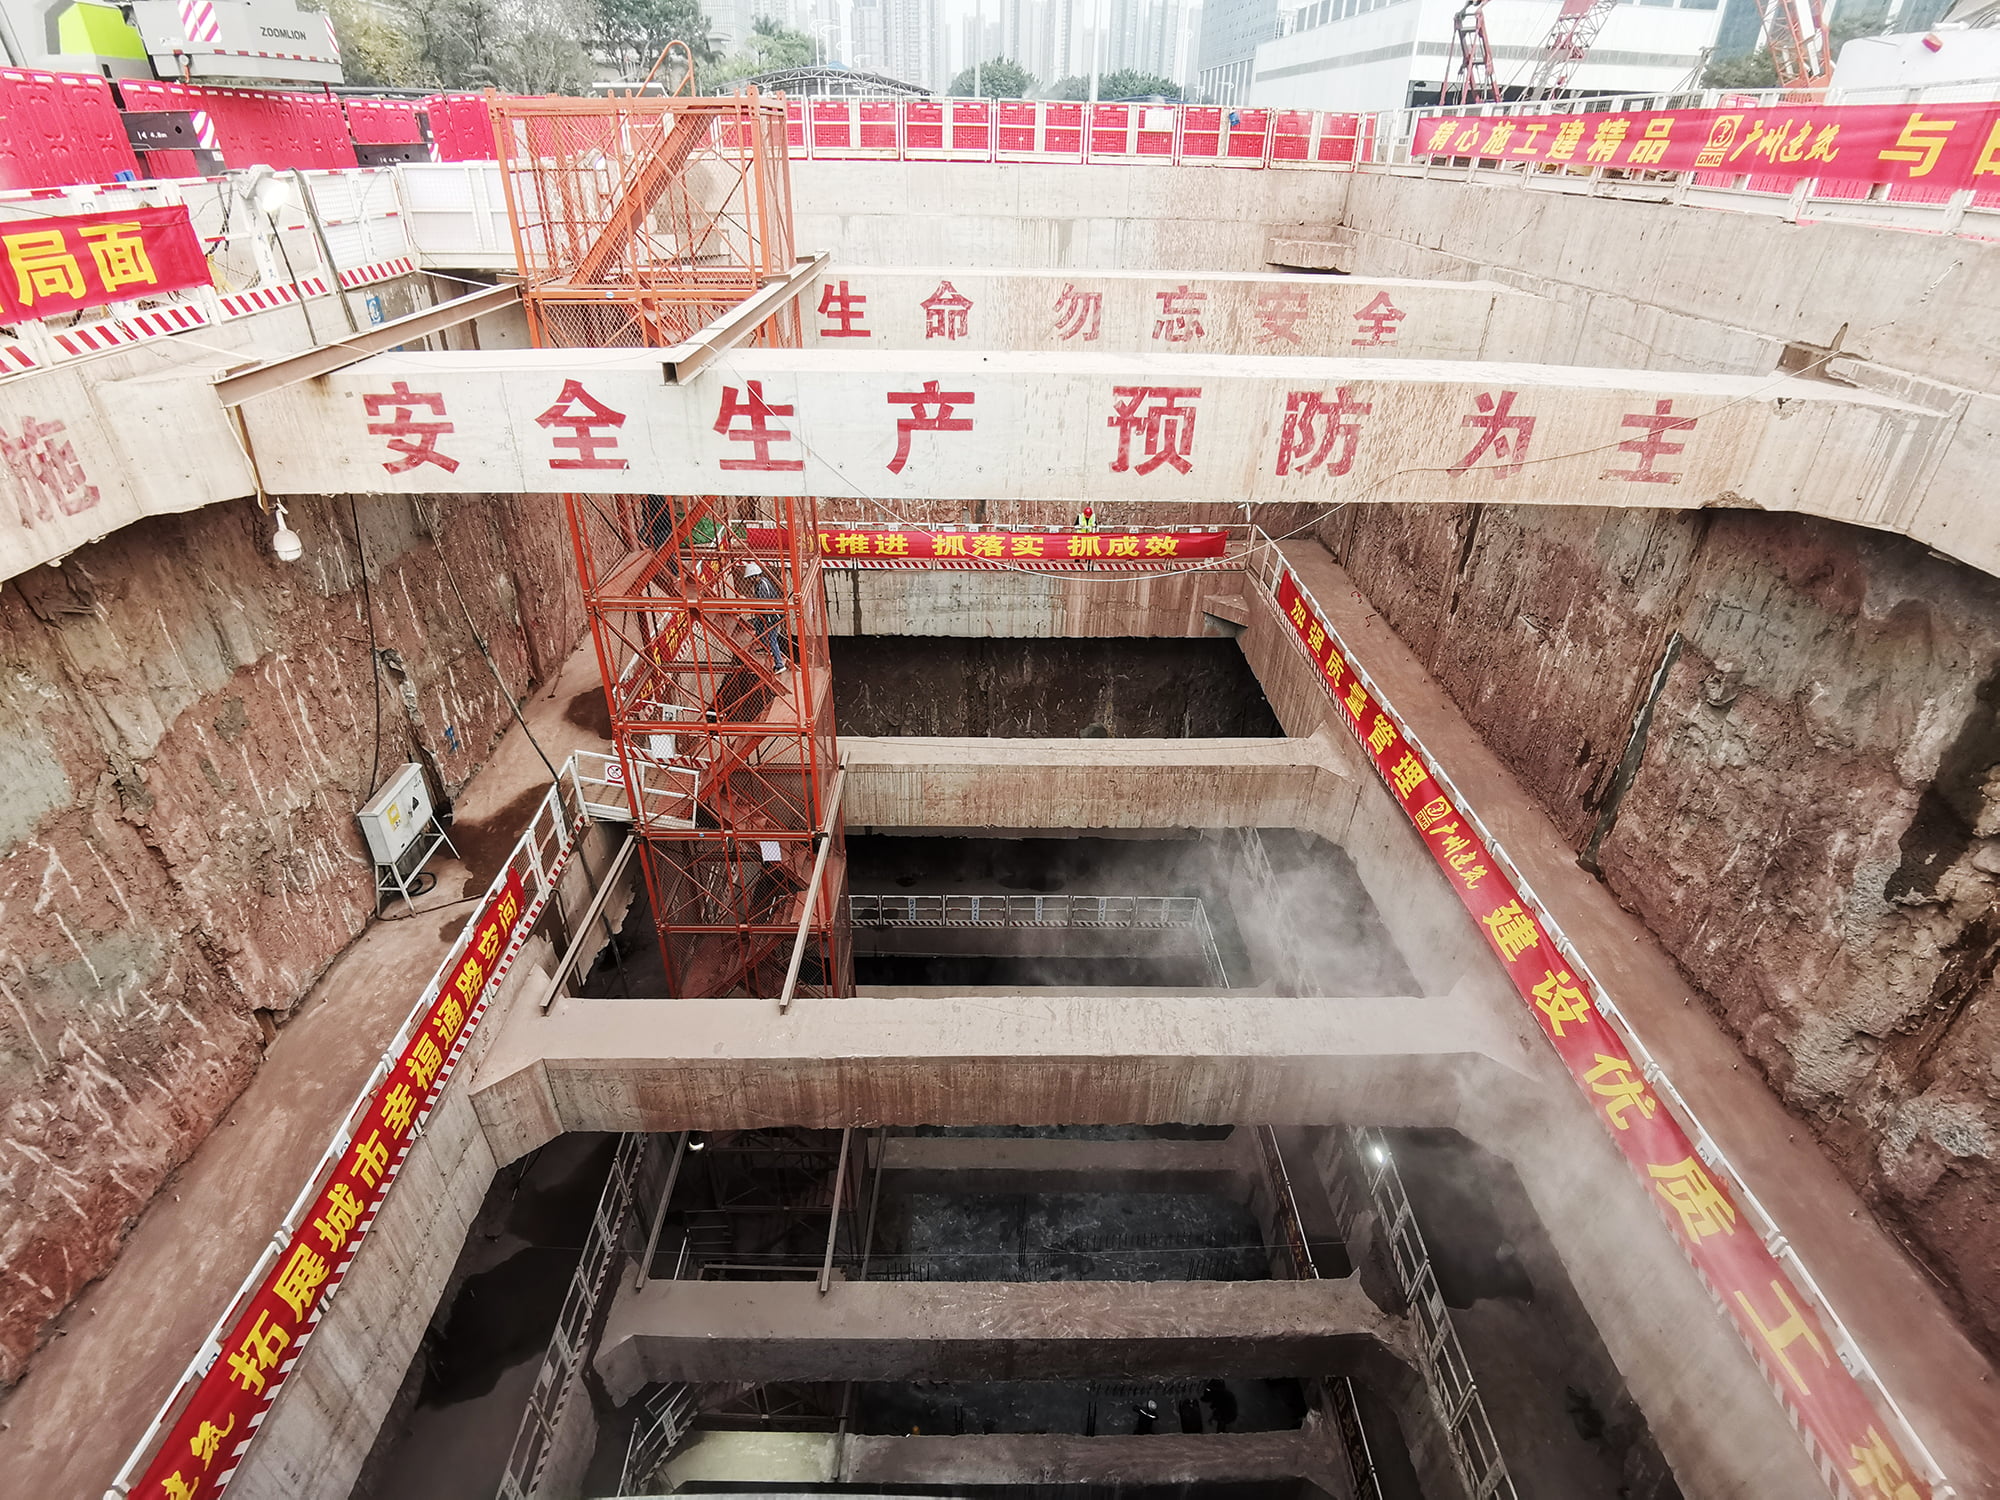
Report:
831,635,1283,738
844,831,1417,994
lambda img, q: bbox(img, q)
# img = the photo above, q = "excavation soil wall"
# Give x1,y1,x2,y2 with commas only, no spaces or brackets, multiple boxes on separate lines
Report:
1323,500,2000,1355
0,491,581,1386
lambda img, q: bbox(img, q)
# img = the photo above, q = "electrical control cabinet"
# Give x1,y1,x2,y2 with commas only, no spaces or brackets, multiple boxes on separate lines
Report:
357,763,433,866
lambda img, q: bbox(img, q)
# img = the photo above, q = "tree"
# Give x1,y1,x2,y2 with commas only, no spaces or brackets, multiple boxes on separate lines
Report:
705,16,817,88
592,0,715,82
319,0,424,86
1048,69,1180,101
1700,48,1777,89
1701,13,1881,89
948,57,1036,97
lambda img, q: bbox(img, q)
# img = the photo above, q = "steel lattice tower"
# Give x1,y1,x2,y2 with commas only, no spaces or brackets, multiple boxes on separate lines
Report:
491,86,850,1000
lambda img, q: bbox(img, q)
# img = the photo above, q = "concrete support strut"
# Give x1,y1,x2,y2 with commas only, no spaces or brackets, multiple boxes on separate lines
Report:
594,1277,1414,1402
238,348,1935,528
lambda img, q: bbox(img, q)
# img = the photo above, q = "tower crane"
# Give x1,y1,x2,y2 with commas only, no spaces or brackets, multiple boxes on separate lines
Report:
1443,0,1502,105
1759,0,1833,91
1525,0,1621,96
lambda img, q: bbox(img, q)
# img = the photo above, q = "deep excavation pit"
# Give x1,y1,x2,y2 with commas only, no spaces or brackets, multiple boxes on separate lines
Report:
352,1118,1676,1499
831,636,1284,739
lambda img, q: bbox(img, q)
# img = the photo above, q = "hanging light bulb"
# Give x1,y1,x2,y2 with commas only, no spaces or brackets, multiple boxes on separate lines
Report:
271,503,303,563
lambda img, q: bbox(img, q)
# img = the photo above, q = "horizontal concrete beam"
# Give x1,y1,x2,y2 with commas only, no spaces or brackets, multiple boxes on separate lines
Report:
466,992,1527,1165
842,732,1353,832
877,1134,1258,1200
595,1277,1411,1400
797,266,1534,358
238,348,1937,531
842,1430,1322,1488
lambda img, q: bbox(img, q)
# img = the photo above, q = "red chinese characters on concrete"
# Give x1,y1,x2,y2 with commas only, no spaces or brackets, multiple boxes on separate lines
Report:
2,415,100,527
887,380,974,473
818,279,870,338
1054,284,1102,342
1451,389,1534,479
1152,284,1207,343
920,280,973,341
1275,388,1371,477
363,382,460,475
536,379,628,470
1254,287,1310,346
715,380,805,472
1108,386,1200,476
1603,399,1696,484
1351,292,1405,348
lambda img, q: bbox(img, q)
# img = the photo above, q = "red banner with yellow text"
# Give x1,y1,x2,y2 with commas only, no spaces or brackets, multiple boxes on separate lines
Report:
1413,101,2000,193
132,870,529,1500
1272,568,1932,1499
813,527,1228,563
0,204,211,323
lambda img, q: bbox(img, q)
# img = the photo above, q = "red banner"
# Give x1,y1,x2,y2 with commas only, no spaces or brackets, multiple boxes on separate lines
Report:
814,528,1228,563
1413,101,2000,192
0,204,211,323
133,870,529,1500
1273,569,1932,1500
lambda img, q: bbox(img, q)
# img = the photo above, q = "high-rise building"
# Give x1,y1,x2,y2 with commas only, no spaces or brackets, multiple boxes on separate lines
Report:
881,0,947,88
850,0,887,70
1195,0,1278,100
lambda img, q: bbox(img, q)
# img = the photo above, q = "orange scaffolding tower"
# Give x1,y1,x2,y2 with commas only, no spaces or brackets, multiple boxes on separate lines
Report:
492,87,849,1000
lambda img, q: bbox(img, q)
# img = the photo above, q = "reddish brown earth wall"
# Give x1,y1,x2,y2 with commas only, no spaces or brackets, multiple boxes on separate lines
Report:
0,492,582,1387
1323,502,2000,1355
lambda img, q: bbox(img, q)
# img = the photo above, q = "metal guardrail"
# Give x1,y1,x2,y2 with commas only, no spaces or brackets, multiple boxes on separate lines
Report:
851,891,1230,986
619,1382,698,1495
851,892,1202,928
1349,1128,1519,1500
498,1132,649,1500
1253,1126,1386,1500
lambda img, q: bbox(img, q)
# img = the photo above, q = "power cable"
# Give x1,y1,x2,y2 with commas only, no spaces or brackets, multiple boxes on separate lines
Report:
348,494,386,795
421,496,565,787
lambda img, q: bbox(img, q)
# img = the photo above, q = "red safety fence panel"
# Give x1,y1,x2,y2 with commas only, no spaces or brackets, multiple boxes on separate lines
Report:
1087,101,1129,156
345,97,424,146
118,79,211,178
1226,107,1271,160
1180,104,1223,160
949,98,992,157
1271,109,1315,161
422,92,496,160
905,98,941,150
1315,111,1361,162
1044,101,1085,156
858,99,899,150
786,97,806,151
809,97,852,152
218,88,356,169
0,68,139,190
995,101,1036,154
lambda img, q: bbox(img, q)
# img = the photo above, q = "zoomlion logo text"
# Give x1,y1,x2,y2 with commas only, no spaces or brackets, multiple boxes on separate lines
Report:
261,25,308,38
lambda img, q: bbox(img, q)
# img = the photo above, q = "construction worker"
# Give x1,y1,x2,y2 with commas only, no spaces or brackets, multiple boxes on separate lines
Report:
1075,504,1098,532
740,560,789,674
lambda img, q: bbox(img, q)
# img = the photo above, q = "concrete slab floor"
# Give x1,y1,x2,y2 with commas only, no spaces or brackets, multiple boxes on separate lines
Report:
1281,543,2000,1489
0,636,614,1500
